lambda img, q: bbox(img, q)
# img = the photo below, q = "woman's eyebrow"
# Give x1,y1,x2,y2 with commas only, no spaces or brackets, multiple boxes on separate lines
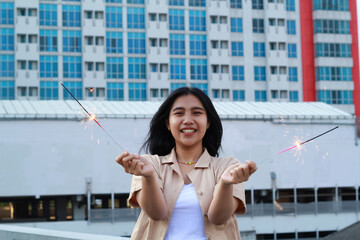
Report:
172,106,205,111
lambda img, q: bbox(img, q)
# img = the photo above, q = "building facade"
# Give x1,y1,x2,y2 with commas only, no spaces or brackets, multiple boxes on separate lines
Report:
0,0,359,117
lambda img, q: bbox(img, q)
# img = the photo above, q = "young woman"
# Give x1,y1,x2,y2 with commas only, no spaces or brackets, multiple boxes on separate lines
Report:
116,87,257,239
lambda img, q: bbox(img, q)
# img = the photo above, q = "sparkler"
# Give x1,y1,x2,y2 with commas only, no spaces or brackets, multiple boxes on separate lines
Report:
61,83,124,151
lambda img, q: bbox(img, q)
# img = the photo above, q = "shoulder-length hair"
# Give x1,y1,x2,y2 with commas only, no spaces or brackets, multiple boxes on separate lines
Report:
141,87,222,157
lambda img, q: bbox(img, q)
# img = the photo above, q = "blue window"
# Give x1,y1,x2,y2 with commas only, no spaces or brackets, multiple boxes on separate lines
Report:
169,0,184,6
128,82,146,101
254,66,266,81
63,56,82,78
170,34,185,55
106,0,122,2
233,90,245,101
170,58,186,80
171,83,186,92
286,0,295,11
40,81,58,100
63,81,82,100
252,0,263,9
0,55,14,77
127,7,145,29
128,57,146,79
40,55,58,78
289,91,299,102
0,2,14,25
0,80,15,100
255,90,267,102
190,83,208,94
252,19,264,33
287,20,296,34
106,7,122,28
106,32,123,53
232,66,244,81
40,4,57,26
231,42,244,56
317,90,353,104
189,35,206,56
288,67,298,82
169,9,185,30
127,0,144,3
231,18,243,32
190,59,207,80
63,30,81,52
313,0,348,11
315,43,351,58
106,57,124,78
40,30,57,52
314,20,350,34
288,43,297,58
230,0,242,8
62,5,81,27
189,0,206,7
128,32,146,54
253,42,265,57
0,28,14,51
107,82,124,100
316,67,352,81
189,10,206,31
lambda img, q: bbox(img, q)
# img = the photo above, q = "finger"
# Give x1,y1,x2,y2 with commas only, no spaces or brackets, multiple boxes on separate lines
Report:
122,153,139,166
234,164,246,179
115,151,129,166
246,160,258,174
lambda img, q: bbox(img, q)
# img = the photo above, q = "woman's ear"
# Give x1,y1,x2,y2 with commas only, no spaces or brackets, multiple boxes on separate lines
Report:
206,121,210,129
166,119,170,131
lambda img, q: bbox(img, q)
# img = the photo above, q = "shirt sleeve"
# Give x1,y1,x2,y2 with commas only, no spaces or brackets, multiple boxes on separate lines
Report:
127,154,163,208
215,157,247,215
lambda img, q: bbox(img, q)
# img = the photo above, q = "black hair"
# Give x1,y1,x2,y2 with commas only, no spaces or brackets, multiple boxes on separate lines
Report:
141,87,223,157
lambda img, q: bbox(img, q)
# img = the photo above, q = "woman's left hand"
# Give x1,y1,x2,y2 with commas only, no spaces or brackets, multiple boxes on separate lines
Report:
220,160,257,185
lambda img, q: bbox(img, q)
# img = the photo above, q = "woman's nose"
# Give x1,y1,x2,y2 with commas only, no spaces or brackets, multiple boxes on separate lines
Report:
183,113,194,124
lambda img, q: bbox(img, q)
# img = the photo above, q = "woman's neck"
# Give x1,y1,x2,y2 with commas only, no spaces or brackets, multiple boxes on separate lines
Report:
175,145,204,163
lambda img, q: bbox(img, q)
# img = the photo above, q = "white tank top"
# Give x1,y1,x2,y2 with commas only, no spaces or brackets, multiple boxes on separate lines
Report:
164,183,207,240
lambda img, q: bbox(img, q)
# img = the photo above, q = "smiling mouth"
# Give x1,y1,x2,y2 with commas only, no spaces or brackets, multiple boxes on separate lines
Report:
181,129,196,133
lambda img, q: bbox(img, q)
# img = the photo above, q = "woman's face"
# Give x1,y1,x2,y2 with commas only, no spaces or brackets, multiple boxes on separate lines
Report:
166,94,210,151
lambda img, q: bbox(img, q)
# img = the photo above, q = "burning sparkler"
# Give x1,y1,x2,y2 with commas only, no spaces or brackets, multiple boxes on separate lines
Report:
61,83,124,151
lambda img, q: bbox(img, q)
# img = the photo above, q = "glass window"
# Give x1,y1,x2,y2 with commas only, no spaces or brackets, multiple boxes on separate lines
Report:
106,57,124,78
106,32,123,53
0,80,15,99
0,55,15,77
189,35,207,56
170,58,186,80
107,82,124,100
63,56,82,78
189,0,206,7
106,0,122,2
252,0,264,9
190,59,207,80
63,81,82,100
233,90,245,101
232,66,244,80
230,0,242,8
286,0,295,11
288,67,298,82
190,83,208,94
40,30,57,52
287,20,296,34
313,0,349,11
231,18,243,32
40,81,58,100
288,43,297,58
289,91,299,102
128,32,146,54
189,10,206,31
127,0,145,3
63,30,81,52
127,7,145,29
314,19,350,34
171,83,186,92
40,55,58,78
169,9,185,30
128,82,146,101
0,28,14,51
317,90,353,104
255,90,267,102
252,18,264,33
254,66,266,81
62,5,81,27
0,2,14,25
169,0,184,6
170,34,185,55
253,42,265,57
106,7,122,28
39,4,57,26
128,57,146,79
231,42,244,56
316,67,352,81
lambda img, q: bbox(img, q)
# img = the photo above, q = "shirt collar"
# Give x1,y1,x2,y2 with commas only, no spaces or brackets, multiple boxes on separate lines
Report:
161,148,211,168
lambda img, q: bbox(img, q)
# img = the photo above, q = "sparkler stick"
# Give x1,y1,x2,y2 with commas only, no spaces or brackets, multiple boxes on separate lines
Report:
61,83,124,151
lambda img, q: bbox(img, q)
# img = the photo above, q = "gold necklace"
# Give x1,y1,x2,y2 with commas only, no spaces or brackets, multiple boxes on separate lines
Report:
177,160,198,165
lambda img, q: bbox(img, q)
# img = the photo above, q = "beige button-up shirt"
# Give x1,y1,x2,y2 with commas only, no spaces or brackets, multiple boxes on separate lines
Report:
128,148,246,240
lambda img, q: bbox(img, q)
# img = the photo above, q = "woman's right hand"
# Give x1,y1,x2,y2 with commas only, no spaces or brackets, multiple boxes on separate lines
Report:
115,151,154,178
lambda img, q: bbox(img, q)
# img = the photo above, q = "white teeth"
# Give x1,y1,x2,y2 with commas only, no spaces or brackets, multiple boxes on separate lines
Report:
182,129,195,133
